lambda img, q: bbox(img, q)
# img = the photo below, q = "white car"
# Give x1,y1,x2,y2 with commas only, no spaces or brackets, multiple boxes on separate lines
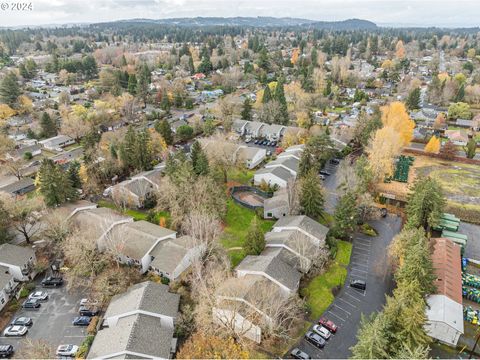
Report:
28,290,49,301
312,324,331,340
3,325,28,337
79,298,98,307
56,344,79,357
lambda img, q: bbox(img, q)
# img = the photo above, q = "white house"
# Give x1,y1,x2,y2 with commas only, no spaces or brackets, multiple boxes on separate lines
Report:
38,135,75,151
254,166,294,188
234,146,266,169
0,244,36,281
0,266,16,311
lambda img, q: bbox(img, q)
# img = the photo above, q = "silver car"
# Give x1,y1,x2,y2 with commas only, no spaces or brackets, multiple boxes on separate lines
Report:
28,290,49,301
56,344,79,357
312,324,331,340
3,325,28,337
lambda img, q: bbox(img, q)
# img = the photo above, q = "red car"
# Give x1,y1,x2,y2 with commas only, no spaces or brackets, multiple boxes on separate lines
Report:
318,318,338,333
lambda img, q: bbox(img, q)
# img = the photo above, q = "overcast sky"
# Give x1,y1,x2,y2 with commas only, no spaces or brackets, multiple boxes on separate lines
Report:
0,0,479,28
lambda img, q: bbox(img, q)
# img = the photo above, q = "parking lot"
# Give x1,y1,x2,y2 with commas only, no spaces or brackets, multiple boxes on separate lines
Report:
290,215,402,359
0,281,87,357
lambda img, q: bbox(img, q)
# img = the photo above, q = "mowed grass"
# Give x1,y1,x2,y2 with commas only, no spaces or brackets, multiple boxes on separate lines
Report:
227,168,255,185
221,200,274,266
301,240,352,319
97,199,171,226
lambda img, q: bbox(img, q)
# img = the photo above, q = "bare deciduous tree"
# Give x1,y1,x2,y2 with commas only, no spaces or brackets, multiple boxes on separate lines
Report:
17,339,54,359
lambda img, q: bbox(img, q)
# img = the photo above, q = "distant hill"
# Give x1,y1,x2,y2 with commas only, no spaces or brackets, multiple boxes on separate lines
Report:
108,17,377,30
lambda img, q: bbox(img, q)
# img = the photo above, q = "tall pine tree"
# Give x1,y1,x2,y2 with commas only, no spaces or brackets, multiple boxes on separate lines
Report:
36,159,77,207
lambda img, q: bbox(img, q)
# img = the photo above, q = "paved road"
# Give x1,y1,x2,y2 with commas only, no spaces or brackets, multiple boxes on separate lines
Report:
289,215,402,359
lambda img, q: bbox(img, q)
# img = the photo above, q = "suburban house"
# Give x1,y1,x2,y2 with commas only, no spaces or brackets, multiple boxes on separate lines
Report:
234,146,266,169
38,135,75,151
50,147,84,165
244,121,265,138
0,244,37,281
263,188,289,219
106,220,176,272
148,235,204,281
6,144,41,161
259,124,286,140
271,215,328,247
0,178,35,197
235,255,301,295
0,266,16,311
109,168,163,208
88,281,180,359
213,215,328,344
444,129,469,146
254,144,302,188
425,238,464,347
61,201,203,281
233,119,248,136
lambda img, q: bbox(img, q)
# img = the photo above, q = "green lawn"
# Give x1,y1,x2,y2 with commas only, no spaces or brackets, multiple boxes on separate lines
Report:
301,240,352,319
97,199,171,226
227,168,255,185
221,200,274,266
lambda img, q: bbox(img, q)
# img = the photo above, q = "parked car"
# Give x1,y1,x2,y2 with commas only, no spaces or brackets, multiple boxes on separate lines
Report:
312,324,331,340
41,276,64,287
56,344,79,357
319,174,326,181
22,298,41,309
305,331,326,348
318,318,338,333
3,325,28,337
254,139,260,145
271,141,277,147
72,316,91,326
10,317,32,327
245,137,251,143
0,345,14,358
79,298,99,307
350,279,366,291
330,158,340,165
290,348,311,359
380,208,388,218
79,306,99,317
28,291,49,301
319,170,331,176
266,150,272,156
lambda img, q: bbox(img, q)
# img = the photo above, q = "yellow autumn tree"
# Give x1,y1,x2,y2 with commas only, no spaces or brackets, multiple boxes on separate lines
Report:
291,48,300,65
438,72,450,82
176,333,250,359
395,40,405,59
367,126,403,182
255,81,277,106
380,101,415,146
381,59,394,69
0,104,17,120
424,136,441,153
296,111,312,129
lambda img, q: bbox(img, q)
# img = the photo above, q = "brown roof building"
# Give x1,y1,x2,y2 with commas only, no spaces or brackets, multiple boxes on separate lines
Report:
431,237,462,304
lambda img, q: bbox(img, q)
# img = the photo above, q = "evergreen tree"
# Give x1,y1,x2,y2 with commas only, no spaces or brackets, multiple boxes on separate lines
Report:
188,55,195,75
67,160,82,189
155,119,174,145
406,87,421,110
241,98,252,120
262,85,272,104
0,71,21,106
300,169,324,220
333,191,358,239
351,313,391,359
190,141,209,176
160,92,171,112
0,199,12,244
134,129,154,171
120,55,127,67
323,79,332,97
81,55,98,80
405,177,445,230
127,73,137,95
244,216,265,255
36,159,78,207
136,67,149,108
40,112,57,138
298,148,314,178
455,83,465,102
257,47,269,71
197,55,213,74
274,77,289,125
465,137,477,159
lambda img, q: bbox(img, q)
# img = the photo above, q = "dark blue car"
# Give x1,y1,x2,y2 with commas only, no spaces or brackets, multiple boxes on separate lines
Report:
72,316,91,326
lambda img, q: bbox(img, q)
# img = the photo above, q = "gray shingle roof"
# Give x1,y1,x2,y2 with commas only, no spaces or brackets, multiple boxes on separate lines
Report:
236,255,301,292
0,244,35,267
109,221,176,260
0,178,35,195
255,166,295,182
105,281,179,320
149,236,195,275
273,215,328,245
266,157,299,174
88,313,174,359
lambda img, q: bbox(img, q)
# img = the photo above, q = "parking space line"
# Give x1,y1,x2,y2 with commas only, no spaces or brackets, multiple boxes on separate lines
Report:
350,262,369,268
355,239,370,245
338,297,357,308
354,242,371,249
352,247,370,254
64,335,86,338
350,267,368,273
345,291,362,302
327,310,346,322
333,304,351,315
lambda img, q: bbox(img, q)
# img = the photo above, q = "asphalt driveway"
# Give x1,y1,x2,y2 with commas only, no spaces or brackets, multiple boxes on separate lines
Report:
290,215,402,359
0,281,87,357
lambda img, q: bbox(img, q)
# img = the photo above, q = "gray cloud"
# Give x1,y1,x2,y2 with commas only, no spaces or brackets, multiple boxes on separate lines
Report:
0,0,479,27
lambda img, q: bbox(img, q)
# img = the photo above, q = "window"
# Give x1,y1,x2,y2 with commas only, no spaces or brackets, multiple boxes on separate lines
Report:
1,298,4,304
267,212,272,217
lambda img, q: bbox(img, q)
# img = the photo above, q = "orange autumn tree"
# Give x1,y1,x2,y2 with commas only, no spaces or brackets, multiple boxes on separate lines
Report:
380,101,415,146
291,48,300,65
424,136,441,153
176,333,250,359
395,40,405,59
